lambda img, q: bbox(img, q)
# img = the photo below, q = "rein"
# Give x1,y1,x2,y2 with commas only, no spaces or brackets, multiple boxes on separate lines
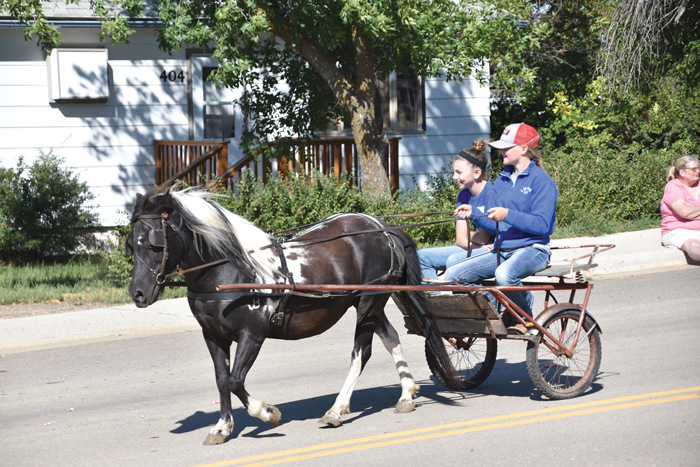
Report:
261,213,490,251
133,209,490,289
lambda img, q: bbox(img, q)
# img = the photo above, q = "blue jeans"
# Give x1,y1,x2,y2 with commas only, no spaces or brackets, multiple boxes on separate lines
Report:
443,246,551,316
418,246,488,281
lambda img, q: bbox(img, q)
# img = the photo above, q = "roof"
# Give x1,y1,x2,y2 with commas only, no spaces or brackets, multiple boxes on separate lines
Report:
0,0,158,22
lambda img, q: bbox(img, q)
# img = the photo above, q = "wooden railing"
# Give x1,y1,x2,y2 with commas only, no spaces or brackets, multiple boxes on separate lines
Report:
154,137,401,192
154,140,228,187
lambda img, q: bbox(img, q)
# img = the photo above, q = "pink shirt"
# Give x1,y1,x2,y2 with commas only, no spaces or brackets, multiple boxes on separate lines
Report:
660,178,700,236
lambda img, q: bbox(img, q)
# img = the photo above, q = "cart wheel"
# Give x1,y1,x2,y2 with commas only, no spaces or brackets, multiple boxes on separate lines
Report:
425,336,497,391
526,308,601,400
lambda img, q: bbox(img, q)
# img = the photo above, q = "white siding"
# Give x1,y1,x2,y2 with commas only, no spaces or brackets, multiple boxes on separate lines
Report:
0,28,188,226
395,74,491,191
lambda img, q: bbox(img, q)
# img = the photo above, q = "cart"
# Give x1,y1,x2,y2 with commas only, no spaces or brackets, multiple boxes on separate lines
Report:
393,244,612,400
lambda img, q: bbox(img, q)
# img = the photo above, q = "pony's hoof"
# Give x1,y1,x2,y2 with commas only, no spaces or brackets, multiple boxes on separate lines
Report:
319,412,342,427
203,433,227,445
394,399,415,413
266,405,282,427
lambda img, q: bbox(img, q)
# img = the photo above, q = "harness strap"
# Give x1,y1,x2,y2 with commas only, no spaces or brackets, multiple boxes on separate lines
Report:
163,259,229,281
187,290,284,301
273,243,296,289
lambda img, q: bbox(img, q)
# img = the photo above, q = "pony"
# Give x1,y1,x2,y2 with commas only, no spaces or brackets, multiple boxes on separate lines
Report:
126,185,457,445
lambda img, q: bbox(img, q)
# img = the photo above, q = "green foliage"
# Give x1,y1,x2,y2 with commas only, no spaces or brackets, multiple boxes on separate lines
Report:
0,152,98,263
539,76,700,225
102,212,134,285
217,170,368,234
214,169,458,246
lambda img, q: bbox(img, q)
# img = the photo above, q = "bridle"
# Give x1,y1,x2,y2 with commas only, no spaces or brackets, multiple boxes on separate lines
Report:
128,212,178,286
129,211,229,286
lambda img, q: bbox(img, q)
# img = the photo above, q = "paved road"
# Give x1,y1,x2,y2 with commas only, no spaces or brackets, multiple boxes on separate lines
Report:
1,267,699,466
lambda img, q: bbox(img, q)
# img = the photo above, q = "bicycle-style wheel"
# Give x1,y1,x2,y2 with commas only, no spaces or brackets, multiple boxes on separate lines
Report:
526,308,601,399
425,336,497,391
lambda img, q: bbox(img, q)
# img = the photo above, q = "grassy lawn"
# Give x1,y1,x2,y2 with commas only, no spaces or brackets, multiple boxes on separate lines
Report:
0,256,185,307
0,216,660,307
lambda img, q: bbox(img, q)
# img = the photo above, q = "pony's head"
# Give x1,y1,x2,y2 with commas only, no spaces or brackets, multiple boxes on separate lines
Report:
126,185,281,308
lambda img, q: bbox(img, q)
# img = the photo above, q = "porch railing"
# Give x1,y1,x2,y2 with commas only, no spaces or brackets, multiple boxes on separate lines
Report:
154,137,401,192
154,140,228,187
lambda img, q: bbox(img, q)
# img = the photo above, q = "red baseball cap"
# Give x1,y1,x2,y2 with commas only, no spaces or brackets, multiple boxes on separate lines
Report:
488,123,540,149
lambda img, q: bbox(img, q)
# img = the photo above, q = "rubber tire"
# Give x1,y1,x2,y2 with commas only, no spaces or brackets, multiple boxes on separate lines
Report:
425,336,497,391
526,309,602,399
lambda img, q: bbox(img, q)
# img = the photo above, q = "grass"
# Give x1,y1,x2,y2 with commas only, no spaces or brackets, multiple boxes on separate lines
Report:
1,216,661,307
0,256,185,307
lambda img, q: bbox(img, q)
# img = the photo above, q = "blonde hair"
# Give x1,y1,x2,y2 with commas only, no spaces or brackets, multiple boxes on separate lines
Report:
667,154,699,181
455,139,490,176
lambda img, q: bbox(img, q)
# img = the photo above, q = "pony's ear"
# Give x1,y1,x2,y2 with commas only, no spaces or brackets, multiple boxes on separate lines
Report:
136,193,143,203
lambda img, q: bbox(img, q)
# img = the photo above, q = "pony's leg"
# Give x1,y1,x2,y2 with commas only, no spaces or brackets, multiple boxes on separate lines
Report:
230,333,282,427
202,334,234,446
320,296,383,427
375,311,418,413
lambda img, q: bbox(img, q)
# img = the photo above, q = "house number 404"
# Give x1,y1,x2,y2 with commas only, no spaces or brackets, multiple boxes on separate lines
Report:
160,70,185,83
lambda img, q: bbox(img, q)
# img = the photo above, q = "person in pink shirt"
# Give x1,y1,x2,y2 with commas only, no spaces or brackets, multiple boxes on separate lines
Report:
660,155,700,261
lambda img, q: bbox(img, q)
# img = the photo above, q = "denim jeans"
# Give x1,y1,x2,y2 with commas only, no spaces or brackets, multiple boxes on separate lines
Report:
418,245,488,281
443,246,551,316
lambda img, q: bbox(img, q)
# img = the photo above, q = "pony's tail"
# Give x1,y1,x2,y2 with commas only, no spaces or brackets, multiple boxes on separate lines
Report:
398,234,460,390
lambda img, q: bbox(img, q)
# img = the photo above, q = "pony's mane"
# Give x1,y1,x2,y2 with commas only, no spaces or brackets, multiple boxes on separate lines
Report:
165,188,282,282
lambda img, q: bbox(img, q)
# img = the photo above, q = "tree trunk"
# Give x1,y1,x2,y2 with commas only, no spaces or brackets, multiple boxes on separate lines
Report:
348,26,391,197
273,22,392,197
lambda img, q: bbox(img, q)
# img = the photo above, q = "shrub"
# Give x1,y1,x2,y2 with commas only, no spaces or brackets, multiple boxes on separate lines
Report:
103,212,134,284
0,152,97,263
214,169,459,247
540,76,699,226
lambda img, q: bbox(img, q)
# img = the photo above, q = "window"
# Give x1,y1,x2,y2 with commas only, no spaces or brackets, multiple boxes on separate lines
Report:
378,70,425,133
325,71,425,135
202,67,236,139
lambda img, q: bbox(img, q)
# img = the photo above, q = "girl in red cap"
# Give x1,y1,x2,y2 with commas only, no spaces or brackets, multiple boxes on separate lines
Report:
447,123,558,333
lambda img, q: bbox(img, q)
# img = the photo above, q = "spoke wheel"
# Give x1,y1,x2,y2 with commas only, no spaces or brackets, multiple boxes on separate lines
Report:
425,336,497,391
526,309,601,399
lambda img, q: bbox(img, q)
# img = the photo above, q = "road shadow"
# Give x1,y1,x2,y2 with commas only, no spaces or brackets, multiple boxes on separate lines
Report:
170,358,607,440
171,384,414,439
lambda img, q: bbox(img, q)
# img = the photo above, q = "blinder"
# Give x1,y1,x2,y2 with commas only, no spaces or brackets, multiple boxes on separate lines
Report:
148,228,167,249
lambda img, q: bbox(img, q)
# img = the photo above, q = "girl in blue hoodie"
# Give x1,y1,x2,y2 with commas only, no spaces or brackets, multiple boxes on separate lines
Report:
446,123,558,327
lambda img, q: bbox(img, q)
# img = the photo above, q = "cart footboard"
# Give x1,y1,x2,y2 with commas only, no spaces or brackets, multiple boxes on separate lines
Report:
392,292,507,338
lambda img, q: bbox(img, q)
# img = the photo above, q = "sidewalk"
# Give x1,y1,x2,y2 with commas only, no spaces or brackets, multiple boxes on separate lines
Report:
549,227,689,276
0,228,693,354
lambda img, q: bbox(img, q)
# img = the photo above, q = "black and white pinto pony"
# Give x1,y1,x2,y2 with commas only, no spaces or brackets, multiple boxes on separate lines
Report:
127,185,457,445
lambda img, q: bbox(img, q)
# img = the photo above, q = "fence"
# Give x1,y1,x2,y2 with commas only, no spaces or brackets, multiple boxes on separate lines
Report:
154,136,401,192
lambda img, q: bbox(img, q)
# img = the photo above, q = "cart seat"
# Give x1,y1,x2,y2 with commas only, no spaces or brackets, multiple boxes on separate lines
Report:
532,262,597,277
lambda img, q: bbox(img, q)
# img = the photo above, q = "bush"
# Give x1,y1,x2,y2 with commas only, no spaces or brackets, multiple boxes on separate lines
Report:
0,152,97,263
102,213,133,284
214,169,459,247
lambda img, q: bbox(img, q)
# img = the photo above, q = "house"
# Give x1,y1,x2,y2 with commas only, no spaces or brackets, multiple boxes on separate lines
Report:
0,5,490,227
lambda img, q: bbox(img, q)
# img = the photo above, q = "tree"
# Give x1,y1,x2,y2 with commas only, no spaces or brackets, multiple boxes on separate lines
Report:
5,0,545,197
596,0,699,95
489,0,614,130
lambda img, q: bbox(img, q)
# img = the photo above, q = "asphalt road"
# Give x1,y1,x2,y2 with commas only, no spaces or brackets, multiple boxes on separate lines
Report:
1,267,699,466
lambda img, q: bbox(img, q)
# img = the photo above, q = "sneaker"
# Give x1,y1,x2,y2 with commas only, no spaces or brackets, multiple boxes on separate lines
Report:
507,323,529,335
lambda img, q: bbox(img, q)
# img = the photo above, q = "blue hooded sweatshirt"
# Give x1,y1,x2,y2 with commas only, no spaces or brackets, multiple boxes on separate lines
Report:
494,161,558,249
